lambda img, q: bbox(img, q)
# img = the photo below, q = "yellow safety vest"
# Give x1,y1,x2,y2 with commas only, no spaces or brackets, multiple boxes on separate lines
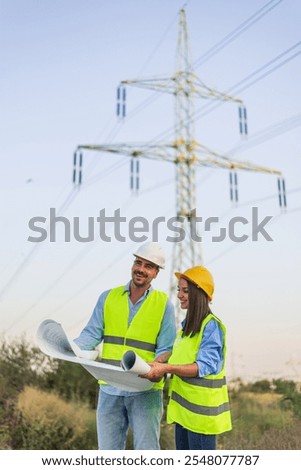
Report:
100,285,168,390
167,313,232,434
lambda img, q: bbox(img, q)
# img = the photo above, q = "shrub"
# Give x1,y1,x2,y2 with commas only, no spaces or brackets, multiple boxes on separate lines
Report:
249,380,271,393
273,379,296,395
0,337,46,395
15,386,97,449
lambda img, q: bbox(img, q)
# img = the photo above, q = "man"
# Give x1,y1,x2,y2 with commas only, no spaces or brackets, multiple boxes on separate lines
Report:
74,242,176,450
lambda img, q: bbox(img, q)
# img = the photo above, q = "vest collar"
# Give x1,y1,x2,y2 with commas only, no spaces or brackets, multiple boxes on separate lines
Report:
123,280,153,299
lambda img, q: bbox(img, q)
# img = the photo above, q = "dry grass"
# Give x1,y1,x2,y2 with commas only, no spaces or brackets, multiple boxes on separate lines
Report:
240,392,282,406
16,386,97,449
218,390,301,450
18,386,93,433
12,386,301,450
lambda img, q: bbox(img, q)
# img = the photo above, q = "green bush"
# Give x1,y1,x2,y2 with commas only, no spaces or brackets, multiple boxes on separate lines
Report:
273,379,296,395
0,336,46,395
42,360,98,409
249,380,271,393
281,393,301,418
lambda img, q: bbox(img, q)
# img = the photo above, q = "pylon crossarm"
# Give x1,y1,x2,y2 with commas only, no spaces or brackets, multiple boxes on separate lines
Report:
192,75,243,104
77,143,176,163
120,73,244,103
194,155,282,175
193,142,281,175
77,143,281,175
121,77,177,94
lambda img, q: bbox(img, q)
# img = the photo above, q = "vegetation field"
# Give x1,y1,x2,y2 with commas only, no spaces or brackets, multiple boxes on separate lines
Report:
1,338,300,450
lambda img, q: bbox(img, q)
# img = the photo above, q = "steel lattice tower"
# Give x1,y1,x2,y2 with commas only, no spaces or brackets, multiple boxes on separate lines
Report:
73,9,285,325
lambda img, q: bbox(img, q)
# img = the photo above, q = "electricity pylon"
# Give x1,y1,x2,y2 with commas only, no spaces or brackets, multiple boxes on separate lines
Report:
73,9,285,324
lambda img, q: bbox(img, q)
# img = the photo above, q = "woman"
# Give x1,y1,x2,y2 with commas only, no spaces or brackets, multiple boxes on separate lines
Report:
142,266,232,450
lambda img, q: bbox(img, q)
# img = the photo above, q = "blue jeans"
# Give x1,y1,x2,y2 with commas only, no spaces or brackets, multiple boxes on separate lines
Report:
97,389,163,450
175,423,216,450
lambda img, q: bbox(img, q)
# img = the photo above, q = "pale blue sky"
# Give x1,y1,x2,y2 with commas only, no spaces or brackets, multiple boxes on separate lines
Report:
1,0,301,381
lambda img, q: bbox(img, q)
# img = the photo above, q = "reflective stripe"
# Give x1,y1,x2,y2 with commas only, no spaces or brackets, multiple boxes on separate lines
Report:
171,391,230,416
101,358,121,367
125,338,155,352
181,377,227,388
103,335,124,345
103,335,155,352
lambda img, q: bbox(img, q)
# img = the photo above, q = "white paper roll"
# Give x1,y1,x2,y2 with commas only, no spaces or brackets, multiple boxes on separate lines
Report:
121,351,151,375
69,340,99,361
36,319,153,392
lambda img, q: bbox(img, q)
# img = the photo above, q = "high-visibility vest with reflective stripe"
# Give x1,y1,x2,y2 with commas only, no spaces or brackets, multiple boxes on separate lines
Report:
167,313,232,434
100,285,168,390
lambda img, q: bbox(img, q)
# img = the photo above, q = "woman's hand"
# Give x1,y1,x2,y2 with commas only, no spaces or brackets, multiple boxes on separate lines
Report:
140,362,169,382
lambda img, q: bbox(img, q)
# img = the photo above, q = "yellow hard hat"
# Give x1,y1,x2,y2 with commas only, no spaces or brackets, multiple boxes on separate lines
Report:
175,266,214,300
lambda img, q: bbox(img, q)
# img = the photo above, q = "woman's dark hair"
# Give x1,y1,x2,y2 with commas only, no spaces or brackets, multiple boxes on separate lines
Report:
182,279,212,337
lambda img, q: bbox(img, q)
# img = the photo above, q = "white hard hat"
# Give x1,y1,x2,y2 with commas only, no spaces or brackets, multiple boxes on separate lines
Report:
133,242,165,269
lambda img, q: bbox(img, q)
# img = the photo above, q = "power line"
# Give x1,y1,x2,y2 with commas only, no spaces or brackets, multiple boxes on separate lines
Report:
0,187,79,302
230,41,301,96
110,0,286,144
193,0,283,69
227,112,301,155
151,40,301,144
4,190,136,334
135,10,179,77
206,204,301,267
88,1,289,151
74,9,287,326
25,184,301,333
43,203,178,332
2,3,298,336
35,241,138,330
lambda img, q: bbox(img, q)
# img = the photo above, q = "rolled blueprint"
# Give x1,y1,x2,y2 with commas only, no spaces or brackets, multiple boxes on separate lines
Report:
121,350,151,375
69,339,99,361
36,319,153,392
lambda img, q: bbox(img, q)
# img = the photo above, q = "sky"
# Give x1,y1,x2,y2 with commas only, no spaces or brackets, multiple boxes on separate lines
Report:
1,0,301,383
